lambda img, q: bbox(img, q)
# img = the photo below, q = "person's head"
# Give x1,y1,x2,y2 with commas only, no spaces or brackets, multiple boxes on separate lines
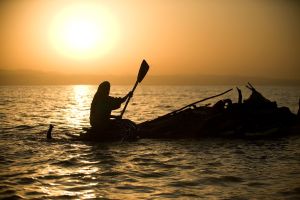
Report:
97,81,110,97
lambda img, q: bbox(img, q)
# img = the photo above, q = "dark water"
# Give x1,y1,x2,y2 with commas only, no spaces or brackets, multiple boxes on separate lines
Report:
0,85,300,199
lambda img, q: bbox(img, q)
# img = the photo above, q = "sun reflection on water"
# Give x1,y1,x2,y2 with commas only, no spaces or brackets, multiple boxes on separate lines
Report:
34,161,100,199
65,85,91,128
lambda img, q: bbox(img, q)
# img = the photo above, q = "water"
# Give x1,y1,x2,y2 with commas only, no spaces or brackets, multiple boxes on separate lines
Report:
1,85,300,199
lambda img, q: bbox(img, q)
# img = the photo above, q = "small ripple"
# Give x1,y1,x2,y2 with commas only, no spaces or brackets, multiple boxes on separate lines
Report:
233,149,245,154
0,189,16,195
152,192,179,198
223,196,248,200
122,177,138,183
24,191,45,196
219,176,244,183
178,165,195,170
39,175,61,180
246,181,269,187
52,194,76,199
100,171,123,176
0,189,24,200
51,157,80,167
0,156,14,165
14,125,34,130
279,187,300,196
136,171,168,178
0,172,28,179
199,176,244,186
169,180,200,187
15,177,36,185
131,157,157,162
206,161,223,167
115,184,155,193
0,194,24,200
66,185,97,192
152,162,177,169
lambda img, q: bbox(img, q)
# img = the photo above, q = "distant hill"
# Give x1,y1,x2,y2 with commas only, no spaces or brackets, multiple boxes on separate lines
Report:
0,69,299,86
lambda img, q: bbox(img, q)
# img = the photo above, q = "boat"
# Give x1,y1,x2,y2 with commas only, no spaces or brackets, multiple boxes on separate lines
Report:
137,83,300,139
66,119,138,142
51,83,299,142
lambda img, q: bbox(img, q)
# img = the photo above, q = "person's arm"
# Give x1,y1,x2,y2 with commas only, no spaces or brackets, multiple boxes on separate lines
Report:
109,92,133,119
121,91,133,103
109,91,133,110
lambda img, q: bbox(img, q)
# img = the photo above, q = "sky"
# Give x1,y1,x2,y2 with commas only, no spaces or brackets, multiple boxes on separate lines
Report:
0,0,299,80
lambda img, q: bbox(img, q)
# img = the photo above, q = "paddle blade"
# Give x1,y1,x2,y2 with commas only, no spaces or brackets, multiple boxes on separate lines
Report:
137,59,149,83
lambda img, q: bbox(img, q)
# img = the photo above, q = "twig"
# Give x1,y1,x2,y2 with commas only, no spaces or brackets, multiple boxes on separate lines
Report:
163,88,233,117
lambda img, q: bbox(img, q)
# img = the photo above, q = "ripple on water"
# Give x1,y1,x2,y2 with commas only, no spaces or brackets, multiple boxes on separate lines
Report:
201,176,244,186
169,175,244,188
130,157,176,169
15,177,36,185
14,125,34,130
278,187,300,199
100,170,123,176
1,86,300,199
0,189,24,200
169,179,201,187
135,171,169,179
206,161,223,167
152,191,200,199
51,157,81,167
246,181,270,187
115,184,155,193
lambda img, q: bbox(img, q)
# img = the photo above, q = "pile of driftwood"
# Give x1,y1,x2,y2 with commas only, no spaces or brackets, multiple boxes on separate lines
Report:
138,83,299,139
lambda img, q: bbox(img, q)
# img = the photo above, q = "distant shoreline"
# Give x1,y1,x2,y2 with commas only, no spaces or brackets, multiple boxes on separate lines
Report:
1,69,299,86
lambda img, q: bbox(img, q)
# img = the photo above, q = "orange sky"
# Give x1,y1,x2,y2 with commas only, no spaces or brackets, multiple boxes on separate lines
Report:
0,0,299,79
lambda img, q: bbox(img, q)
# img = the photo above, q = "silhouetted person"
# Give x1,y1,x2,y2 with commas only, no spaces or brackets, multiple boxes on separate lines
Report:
90,81,132,130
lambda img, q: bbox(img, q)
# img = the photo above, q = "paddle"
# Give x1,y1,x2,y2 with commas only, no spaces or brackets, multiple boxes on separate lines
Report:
120,59,149,118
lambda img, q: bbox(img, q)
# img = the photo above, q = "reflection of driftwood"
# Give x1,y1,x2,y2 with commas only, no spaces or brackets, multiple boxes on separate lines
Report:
164,88,233,117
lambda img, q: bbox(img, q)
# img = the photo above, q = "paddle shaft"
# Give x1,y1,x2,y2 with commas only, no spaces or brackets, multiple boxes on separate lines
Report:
119,59,149,119
120,81,138,118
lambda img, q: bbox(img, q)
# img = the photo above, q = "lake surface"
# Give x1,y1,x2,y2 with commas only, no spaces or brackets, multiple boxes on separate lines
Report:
0,85,300,199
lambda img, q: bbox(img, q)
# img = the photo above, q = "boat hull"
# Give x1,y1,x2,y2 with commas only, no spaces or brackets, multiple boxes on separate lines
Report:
67,119,138,142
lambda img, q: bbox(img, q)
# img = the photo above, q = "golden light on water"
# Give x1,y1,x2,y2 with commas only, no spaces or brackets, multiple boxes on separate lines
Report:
35,163,99,199
49,3,119,60
73,85,89,105
65,85,90,127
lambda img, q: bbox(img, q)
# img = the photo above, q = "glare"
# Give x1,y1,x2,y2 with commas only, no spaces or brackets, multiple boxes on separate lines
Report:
49,3,119,60
63,19,102,51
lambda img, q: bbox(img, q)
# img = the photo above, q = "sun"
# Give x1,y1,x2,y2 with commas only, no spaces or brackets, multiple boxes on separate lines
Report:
49,4,119,60
63,19,100,51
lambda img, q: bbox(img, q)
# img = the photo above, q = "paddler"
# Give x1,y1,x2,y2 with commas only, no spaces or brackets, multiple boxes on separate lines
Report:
90,81,133,130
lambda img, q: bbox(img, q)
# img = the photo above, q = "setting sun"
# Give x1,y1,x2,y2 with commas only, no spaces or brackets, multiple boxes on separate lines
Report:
49,3,119,60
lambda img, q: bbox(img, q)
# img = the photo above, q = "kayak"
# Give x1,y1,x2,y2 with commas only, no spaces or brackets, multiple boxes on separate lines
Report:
66,119,138,142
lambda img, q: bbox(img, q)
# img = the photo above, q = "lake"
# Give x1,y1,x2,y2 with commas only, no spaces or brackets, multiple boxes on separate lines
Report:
0,85,299,199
